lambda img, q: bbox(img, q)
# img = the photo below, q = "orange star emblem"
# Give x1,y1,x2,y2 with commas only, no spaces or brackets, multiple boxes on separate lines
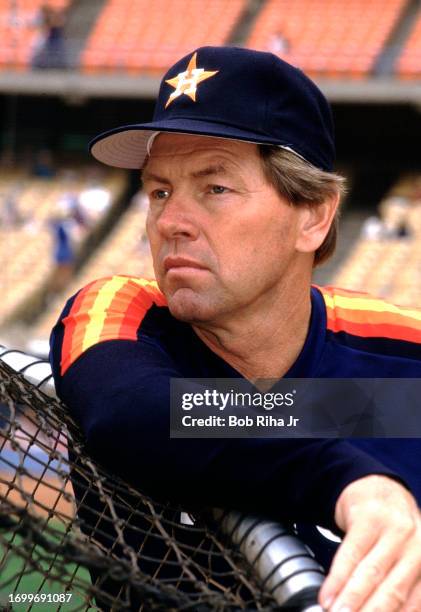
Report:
165,52,219,109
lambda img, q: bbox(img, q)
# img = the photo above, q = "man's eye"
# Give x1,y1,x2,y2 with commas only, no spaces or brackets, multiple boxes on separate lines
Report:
151,189,170,200
209,185,229,194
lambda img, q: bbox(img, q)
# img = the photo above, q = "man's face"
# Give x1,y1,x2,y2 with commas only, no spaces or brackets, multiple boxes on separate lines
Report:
144,134,308,324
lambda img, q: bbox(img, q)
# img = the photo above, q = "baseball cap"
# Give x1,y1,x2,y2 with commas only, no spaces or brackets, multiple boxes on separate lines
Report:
90,46,335,172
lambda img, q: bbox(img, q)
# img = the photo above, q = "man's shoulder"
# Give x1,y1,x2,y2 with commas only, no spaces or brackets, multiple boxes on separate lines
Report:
71,274,166,305
52,275,167,376
65,274,167,324
317,285,421,343
315,285,421,367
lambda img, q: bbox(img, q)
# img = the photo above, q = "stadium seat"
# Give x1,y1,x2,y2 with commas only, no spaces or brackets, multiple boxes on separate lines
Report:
247,0,406,79
80,0,247,74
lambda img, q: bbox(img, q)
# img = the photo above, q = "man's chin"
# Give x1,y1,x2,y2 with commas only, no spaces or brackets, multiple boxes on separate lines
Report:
166,288,215,323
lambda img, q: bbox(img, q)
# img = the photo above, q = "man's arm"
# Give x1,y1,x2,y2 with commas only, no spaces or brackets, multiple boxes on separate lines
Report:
54,341,421,610
51,335,406,530
50,277,421,610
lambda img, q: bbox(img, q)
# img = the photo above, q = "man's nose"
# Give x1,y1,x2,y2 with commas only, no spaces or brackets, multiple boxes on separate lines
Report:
155,193,200,241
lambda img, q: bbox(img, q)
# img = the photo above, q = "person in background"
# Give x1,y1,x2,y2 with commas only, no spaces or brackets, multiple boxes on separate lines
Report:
31,3,68,70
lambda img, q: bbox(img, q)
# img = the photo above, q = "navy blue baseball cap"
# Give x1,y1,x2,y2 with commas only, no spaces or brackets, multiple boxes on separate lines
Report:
90,46,335,172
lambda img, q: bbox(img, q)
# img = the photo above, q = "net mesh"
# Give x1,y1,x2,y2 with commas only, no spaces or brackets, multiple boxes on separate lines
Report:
0,357,278,611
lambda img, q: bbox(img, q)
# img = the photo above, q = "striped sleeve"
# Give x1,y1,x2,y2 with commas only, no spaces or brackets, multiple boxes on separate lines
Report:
54,275,166,376
318,285,421,344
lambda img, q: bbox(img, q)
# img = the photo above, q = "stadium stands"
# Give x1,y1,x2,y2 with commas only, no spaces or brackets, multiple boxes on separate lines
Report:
332,175,421,306
247,0,407,78
0,0,69,70
397,5,421,78
25,191,154,354
0,0,419,79
0,165,127,329
80,0,247,74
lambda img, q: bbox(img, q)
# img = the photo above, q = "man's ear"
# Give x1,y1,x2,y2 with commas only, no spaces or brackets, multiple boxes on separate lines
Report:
295,192,340,254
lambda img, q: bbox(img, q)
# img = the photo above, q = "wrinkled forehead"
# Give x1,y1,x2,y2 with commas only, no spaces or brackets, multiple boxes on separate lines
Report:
144,132,260,175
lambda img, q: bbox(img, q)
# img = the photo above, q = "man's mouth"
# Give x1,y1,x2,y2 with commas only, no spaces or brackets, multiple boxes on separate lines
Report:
163,256,208,272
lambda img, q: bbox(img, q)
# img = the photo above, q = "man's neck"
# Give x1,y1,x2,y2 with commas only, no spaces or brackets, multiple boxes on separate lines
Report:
192,282,313,382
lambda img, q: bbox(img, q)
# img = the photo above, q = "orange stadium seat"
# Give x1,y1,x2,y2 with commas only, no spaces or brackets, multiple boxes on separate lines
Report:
247,0,406,79
81,0,247,74
397,7,421,79
0,0,69,70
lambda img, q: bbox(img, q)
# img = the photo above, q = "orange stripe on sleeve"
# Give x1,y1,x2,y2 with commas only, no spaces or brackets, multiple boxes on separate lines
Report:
326,316,421,344
118,280,165,337
60,276,166,375
318,286,421,344
60,279,105,375
325,305,421,333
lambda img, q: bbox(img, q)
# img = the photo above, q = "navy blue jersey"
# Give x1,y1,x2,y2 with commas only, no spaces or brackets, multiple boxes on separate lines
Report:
50,276,421,534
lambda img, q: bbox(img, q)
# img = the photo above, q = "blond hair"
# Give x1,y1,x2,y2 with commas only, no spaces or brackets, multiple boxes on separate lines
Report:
258,146,346,266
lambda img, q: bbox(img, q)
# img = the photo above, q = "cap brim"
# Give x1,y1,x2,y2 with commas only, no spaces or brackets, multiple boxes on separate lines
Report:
89,119,286,169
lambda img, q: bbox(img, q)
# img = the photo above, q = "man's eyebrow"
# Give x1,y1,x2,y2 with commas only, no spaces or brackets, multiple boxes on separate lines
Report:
143,164,230,183
191,164,228,179
142,171,171,184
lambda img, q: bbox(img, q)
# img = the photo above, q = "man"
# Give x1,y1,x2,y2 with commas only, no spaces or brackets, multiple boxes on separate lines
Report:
50,47,421,611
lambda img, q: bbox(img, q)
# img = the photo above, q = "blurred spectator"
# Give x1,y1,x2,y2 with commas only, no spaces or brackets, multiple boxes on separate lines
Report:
363,197,413,241
48,213,76,294
382,196,411,238
31,4,68,70
51,216,75,264
58,192,89,229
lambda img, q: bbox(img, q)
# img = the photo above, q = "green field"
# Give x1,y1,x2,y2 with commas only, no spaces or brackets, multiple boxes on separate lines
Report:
0,522,95,612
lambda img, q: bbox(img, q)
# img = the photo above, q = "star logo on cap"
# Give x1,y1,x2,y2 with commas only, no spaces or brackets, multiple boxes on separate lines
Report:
164,52,219,109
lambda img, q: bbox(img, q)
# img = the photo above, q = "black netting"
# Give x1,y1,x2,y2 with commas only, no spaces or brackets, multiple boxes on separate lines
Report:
0,358,279,611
